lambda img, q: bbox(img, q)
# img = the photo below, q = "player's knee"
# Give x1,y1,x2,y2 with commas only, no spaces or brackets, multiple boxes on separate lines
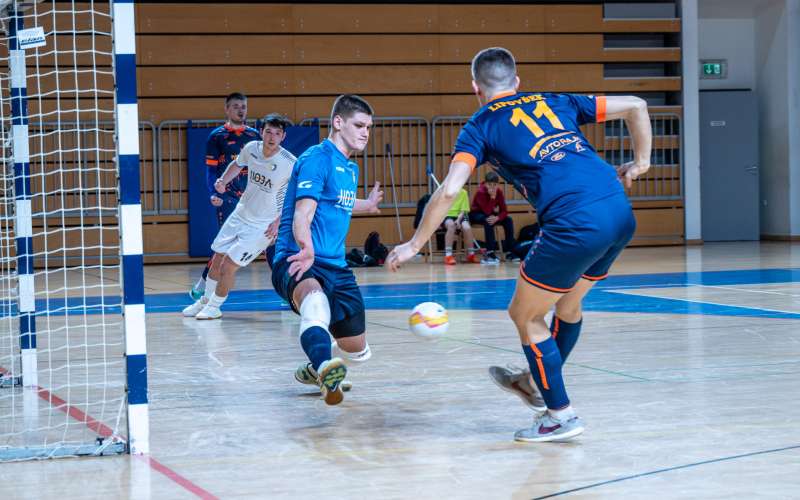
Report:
332,339,371,364
461,221,471,230
444,219,455,230
555,301,582,323
298,290,330,333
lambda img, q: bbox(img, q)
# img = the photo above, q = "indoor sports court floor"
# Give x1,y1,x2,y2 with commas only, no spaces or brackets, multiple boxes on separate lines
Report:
2,241,800,499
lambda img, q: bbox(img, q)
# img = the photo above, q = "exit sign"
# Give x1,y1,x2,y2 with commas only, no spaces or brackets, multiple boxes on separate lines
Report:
700,59,727,79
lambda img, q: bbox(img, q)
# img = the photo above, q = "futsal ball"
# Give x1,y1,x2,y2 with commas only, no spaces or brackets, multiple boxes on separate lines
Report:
408,302,449,340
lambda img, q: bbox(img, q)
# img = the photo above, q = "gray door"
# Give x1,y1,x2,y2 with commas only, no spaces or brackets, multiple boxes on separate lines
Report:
699,90,760,241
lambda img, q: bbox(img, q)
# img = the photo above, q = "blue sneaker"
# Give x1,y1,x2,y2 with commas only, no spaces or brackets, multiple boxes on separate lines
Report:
317,358,347,406
514,412,584,442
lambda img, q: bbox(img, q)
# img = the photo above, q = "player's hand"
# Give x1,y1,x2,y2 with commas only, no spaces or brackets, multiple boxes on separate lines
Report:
367,182,383,213
486,215,498,225
214,179,226,194
287,245,314,279
387,241,418,272
265,218,280,239
616,161,650,189
210,195,223,207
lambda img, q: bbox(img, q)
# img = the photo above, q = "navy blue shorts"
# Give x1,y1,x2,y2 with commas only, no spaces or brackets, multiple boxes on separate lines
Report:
521,193,636,293
271,257,366,338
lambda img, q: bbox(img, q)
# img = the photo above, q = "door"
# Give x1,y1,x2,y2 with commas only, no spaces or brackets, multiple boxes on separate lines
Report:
699,90,760,241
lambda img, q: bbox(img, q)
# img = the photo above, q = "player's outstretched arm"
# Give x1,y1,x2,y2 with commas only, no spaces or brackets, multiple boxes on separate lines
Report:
214,160,243,194
387,161,473,271
604,96,652,188
353,182,383,214
287,198,318,278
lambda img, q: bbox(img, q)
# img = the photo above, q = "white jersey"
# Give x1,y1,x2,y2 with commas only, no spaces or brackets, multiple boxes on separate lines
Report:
233,141,296,225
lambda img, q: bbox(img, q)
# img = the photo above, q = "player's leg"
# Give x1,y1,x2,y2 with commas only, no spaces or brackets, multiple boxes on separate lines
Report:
189,260,211,300
460,220,479,263
443,218,457,265
197,228,270,320
191,195,237,299
507,277,585,442
182,252,224,317
292,278,347,405
549,278,595,363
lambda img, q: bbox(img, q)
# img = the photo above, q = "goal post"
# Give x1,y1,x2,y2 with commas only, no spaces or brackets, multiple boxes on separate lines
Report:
0,0,148,459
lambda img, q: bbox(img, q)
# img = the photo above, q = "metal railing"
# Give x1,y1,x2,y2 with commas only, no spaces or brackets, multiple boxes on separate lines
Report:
145,113,681,216
21,120,157,216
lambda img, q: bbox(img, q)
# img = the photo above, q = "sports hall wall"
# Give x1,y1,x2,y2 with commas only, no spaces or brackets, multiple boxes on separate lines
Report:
22,1,686,262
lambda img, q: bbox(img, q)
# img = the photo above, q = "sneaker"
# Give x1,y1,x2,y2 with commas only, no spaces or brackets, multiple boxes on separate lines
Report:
444,255,457,266
318,358,347,405
514,413,584,442
189,283,204,301
488,365,546,411
182,298,207,317
195,304,222,320
505,252,521,263
480,256,500,265
465,253,480,264
294,362,352,392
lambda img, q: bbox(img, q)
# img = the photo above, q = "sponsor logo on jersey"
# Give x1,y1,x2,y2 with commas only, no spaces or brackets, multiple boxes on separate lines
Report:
538,135,581,159
249,170,273,189
271,163,277,171
336,189,357,211
551,152,566,161
298,180,313,189
336,166,345,172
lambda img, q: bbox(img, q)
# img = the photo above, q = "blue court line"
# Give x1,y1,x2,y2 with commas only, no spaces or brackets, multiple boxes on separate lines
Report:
531,443,800,499
3,267,800,319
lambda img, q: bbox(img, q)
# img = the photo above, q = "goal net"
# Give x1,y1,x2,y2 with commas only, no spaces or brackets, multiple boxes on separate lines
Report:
0,0,147,460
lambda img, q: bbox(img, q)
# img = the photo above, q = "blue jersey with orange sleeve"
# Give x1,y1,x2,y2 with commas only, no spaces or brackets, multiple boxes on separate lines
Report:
204,123,260,198
452,92,624,222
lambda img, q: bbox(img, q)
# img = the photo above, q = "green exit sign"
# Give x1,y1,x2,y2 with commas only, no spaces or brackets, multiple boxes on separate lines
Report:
700,59,727,79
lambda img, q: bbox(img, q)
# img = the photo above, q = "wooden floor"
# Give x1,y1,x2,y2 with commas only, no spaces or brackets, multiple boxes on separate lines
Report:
2,241,800,499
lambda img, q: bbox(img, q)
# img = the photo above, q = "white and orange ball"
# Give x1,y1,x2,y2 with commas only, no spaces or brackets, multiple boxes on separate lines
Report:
408,302,449,340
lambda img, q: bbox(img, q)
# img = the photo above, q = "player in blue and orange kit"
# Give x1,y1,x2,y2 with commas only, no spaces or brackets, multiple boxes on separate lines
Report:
272,94,383,406
388,47,652,442
190,92,260,300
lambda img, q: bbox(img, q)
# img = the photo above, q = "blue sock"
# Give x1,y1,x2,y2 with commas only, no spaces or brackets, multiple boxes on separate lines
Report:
551,316,582,363
300,326,331,371
522,337,569,410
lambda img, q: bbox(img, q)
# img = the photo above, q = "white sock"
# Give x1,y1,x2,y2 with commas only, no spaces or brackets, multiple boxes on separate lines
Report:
445,247,453,257
208,293,226,308
549,406,576,422
204,278,218,300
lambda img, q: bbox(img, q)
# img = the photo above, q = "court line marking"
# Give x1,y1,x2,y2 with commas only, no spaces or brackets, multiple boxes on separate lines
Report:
696,284,800,298
0,365,219,500
532,443,800,499
607,289,800,315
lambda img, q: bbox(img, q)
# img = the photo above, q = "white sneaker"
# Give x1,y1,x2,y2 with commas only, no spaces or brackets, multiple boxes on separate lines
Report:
195,304,222,320
182,298,207,317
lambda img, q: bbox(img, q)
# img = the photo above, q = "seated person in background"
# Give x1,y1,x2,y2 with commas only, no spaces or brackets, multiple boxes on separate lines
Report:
470,171,516,264
443,188,479,265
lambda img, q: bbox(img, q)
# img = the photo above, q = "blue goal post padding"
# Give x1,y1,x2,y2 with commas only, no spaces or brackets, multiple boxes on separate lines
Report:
186,123,320,258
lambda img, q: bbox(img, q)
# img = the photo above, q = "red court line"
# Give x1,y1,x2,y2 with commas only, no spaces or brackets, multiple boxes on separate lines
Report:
0,365,219,500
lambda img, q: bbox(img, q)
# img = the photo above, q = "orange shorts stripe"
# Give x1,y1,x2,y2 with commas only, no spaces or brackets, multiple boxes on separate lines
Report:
452,152,477,170
205,159,219,166
519,265,572,293
529,343,549,390
581,273,608,282
552,317,560,339
596,96,607,123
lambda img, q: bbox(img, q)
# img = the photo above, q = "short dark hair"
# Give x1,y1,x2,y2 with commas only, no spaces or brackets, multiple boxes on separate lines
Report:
471,47,517,94
330,94,374,122
485,171,499,183
225,92,247,105
262,113,293,131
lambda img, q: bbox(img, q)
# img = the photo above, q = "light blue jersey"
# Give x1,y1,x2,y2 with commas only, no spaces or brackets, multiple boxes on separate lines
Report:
274,139,359,268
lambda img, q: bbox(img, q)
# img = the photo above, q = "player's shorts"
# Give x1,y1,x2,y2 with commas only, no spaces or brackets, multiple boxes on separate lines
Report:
521,193,636,293
211,212,272,267
271,257,366,339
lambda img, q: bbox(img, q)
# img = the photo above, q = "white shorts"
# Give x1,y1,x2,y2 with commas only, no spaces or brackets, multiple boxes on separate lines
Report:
210,212,273,267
